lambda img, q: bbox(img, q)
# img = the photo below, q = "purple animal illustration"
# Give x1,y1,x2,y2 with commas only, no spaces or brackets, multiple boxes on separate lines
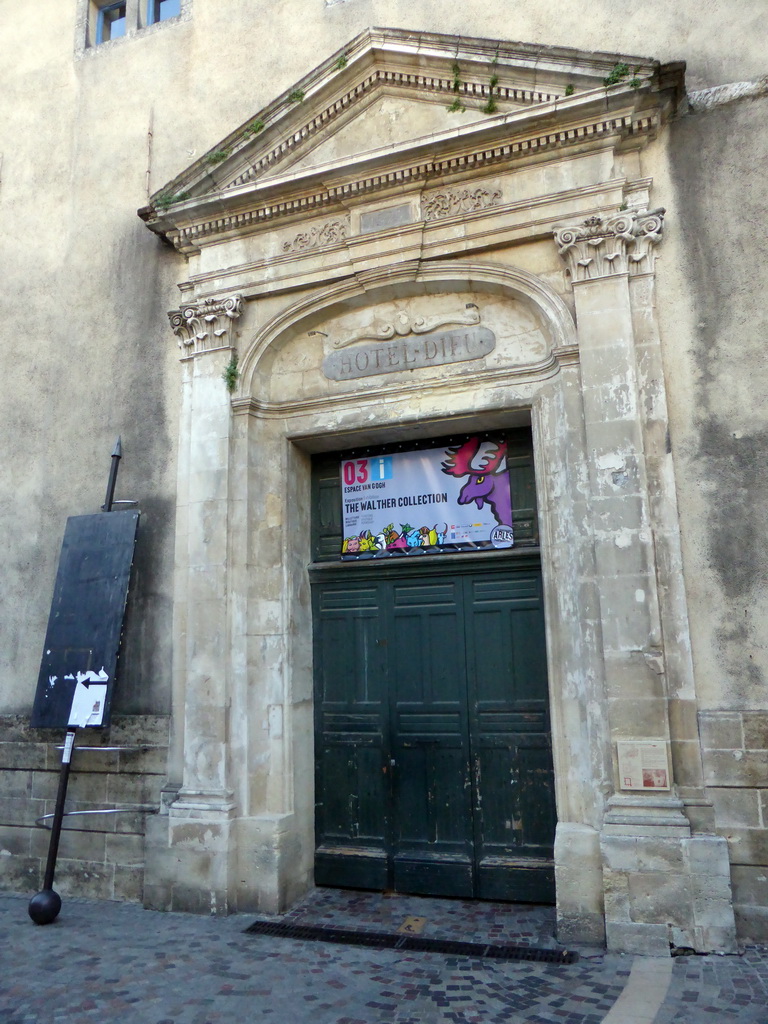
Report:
441,438,512,526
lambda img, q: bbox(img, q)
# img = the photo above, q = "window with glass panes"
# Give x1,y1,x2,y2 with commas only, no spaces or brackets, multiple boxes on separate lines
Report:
148,0,180,24
96,1,126,43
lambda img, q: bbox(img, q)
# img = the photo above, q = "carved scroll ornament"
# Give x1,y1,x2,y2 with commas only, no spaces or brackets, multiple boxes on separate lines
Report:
332,303,481,350
168,294,243,354
422,187,502,221
554,209,665,282
629,210,665,273
282,219,349,254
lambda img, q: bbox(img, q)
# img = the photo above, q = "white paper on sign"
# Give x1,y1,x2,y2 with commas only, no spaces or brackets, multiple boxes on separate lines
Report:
67,668,109,727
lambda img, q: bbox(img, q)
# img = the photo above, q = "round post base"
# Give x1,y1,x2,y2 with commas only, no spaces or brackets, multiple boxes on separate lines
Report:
28,888,62,925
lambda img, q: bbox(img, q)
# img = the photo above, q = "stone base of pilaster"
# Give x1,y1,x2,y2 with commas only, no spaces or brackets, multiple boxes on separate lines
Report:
143,795,237,915
143,806,313,916
554,823,606,946
234,814,313,915
601,829,737,955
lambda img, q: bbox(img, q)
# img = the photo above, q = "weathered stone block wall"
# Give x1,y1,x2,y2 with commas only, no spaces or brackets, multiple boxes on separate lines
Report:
601,834,736,954
0,716,169,902
699,711,768,940
660,93,768,943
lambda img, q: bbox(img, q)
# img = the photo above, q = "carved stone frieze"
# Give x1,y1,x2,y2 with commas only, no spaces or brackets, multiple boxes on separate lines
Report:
554,209,665,282
422,187,502,222
282,219,349,254
332,303,480,350
168,294,243,354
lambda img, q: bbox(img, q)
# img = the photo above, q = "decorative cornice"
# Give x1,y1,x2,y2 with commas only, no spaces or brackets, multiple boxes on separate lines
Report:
282,218,349,254
168,294,244,355
554,208,665,282
422,186,502,221
167,113,657,254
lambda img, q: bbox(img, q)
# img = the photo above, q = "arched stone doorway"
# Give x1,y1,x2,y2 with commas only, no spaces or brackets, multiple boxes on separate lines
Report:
234,262,588,912
142,28,736,954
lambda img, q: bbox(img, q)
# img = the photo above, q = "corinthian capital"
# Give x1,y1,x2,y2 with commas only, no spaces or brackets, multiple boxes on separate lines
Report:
554,209,665,283
168,294,244,355
629,209,665,275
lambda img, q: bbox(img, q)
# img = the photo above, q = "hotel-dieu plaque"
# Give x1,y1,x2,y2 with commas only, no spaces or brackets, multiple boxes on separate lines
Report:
323,324,495,381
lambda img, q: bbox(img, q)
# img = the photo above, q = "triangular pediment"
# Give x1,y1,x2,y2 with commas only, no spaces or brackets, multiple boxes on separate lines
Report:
142,27,681,249
273,92,492,180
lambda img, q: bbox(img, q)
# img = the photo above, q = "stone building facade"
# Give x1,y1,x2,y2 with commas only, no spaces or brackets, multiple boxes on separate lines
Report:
1,2,766,955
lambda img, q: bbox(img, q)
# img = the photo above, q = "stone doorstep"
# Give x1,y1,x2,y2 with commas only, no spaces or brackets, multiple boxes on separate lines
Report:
606,921,669,956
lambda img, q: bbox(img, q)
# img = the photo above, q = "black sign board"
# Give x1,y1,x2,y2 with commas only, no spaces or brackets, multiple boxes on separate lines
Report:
30,511,139,729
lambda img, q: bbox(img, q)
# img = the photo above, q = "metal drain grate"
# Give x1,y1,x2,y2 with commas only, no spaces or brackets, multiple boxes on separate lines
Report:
244,920,578,963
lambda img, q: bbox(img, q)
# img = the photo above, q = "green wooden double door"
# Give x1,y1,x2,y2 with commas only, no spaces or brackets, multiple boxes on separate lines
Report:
312,558,557,902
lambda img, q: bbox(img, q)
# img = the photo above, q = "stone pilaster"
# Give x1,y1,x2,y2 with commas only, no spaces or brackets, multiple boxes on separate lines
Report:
626,230,710,826
553,213,736,953
144,294,243,915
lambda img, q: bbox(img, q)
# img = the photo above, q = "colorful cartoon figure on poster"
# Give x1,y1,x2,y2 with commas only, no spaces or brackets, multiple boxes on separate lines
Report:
343,529,390,553
417,524,444,546
441,438,512,526
405,526,422,548
383,524,408,549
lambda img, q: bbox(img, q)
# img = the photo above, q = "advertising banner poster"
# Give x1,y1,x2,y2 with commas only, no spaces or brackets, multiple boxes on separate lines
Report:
340,436,514,556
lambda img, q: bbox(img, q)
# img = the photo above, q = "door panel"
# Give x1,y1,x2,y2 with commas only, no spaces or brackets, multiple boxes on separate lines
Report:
465,570,555,900
391,579,473,896
313,581,389,889
312,560,556,902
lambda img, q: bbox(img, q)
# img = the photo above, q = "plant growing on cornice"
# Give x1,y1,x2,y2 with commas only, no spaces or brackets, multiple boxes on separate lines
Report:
246,119,265,135
222,354,240,393
447,62,465,112
205,149,230,166
334,54,347,70
288,89,305,103
482,55,500,115
155,191,190,212
603,62,630,86
482,89,498,115
564,84,575,96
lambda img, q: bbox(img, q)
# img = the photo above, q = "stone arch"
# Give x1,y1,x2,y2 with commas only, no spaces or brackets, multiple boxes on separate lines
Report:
237,258,577,401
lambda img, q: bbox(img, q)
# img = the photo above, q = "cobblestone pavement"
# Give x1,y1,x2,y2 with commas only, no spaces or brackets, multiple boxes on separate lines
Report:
273,886,564,948
0,891,766,1024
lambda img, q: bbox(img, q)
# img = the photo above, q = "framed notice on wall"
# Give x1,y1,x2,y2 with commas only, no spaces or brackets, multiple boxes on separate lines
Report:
616,740,671,791
340,435,514,557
